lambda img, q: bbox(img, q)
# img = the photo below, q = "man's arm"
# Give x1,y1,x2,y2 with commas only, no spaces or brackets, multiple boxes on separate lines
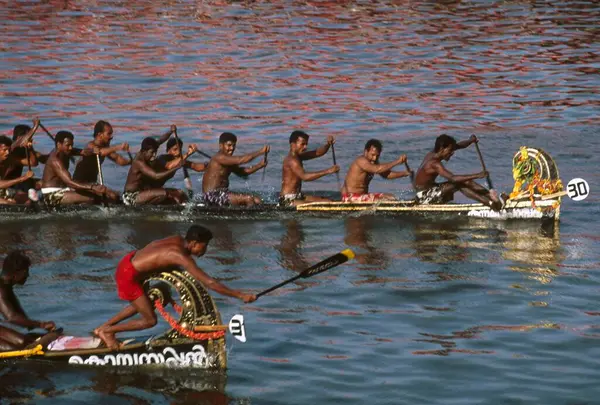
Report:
137,159,182,181
288,159,338,181
214,146,268,167
51,160,100,193
0,289,45,330
174,252,254,302
187,161,208,172
356,155,406,175
455,135,477,150
36,151,49,165
299,136,334,161
433,161,486,183
380,170,410,180
11,119,40,151
233,159,267,176
156,125,176,145
14,148,39,168
0,172,34,189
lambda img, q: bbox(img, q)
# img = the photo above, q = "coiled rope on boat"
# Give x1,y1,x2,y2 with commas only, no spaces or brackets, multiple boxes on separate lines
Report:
154,299,225,341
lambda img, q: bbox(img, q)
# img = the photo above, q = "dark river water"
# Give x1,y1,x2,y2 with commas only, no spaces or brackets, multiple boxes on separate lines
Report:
1,1,599,404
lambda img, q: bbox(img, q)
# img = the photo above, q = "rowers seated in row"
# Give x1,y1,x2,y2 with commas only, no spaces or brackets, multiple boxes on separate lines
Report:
150,137,208,188
122,137,196,206
72,120,133,184
201,132,268,207
414,134,503,211
341,139,411,203
41,131,120,207
0,251,57,351
278,130,339,207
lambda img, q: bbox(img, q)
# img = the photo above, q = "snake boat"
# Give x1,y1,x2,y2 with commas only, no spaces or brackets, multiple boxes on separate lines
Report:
0,146,565,221
0,271,234,368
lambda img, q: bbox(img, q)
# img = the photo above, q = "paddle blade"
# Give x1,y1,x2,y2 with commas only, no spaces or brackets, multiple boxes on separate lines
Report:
300,249,355,278
228,314,246,343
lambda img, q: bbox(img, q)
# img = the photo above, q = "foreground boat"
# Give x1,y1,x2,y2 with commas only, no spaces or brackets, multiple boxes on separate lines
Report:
0,146,564,221
0,271,230,368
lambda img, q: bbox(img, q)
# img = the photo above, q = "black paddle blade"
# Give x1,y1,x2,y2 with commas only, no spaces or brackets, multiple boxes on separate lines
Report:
300,249,355,278
256,249,355,298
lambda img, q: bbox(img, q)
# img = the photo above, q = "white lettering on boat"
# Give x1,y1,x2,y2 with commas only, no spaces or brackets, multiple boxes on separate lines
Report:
67,345,213,367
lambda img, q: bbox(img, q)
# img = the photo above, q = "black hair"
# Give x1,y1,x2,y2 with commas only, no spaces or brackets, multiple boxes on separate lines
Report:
141,137,159,151
93,120,111,138
13,124,31,141
55,131,74,145
185,225,213,243
0,135,12,148
434,134,457,152
166,137,183,151
219,132,237,144
289,130,309,144
2,250,31,277
364,139,382,152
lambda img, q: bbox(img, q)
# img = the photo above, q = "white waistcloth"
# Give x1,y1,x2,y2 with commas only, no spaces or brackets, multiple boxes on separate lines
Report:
41,187,71,194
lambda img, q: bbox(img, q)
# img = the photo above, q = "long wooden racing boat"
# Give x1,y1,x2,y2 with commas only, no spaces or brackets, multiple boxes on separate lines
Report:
0,146,564,221
0,271,230,368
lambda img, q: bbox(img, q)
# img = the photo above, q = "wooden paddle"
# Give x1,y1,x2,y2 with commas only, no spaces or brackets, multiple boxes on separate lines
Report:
95,154,110,208
173,128,193,199
261,145,268,182
404,161,415,191
473,137,504,206
256,249,355,299
331,142,341,189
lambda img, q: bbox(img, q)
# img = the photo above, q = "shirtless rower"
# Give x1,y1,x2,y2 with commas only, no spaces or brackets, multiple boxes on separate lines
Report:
0,250,56,351
0,136,36,205
341,139,411,202
94,225,256,349
122,137,195,206
279,130,339,207
73,120,131,184
414,134,502,210
41,131,120,207
5,121,48,198
201,132,268,207
151,137,208,188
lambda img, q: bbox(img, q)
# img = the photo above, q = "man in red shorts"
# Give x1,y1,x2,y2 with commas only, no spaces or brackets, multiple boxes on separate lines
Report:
94,225,256,349
341,139,412,202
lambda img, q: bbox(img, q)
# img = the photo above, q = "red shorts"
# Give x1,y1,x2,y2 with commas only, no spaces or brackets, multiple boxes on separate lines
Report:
342,192,386,203
115,251,144,301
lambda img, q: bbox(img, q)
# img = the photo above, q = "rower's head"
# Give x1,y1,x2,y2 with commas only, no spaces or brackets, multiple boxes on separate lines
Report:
363,139,382,164
141,137,159,161
185,225,213,257
0,135,11,162
55,131,74,155
13,124,32,141
219,132,237,156
1,250,31,285
94,120,113,145
167,137,183,157
289,130,309,153
434,134,457,161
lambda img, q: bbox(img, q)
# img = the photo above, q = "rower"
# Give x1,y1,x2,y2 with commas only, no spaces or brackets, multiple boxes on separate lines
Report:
279,130,339,207
73,120,131,184
341,139,411,202
93,225,256,350
122,137,195,206
0,250,56,351
201,132,268,207
0,135,36,205
40,131,120,207
5,120,48,198
151,137,208,188
414,134,502,211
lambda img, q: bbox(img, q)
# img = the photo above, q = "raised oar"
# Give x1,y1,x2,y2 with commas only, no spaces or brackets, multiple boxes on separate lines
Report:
95,154,110,208
473,137,504,207
331,143,341,189
261,145,268,182
404,161,415,192
256,249,355,299
173,128,193,199
39,123,75,163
